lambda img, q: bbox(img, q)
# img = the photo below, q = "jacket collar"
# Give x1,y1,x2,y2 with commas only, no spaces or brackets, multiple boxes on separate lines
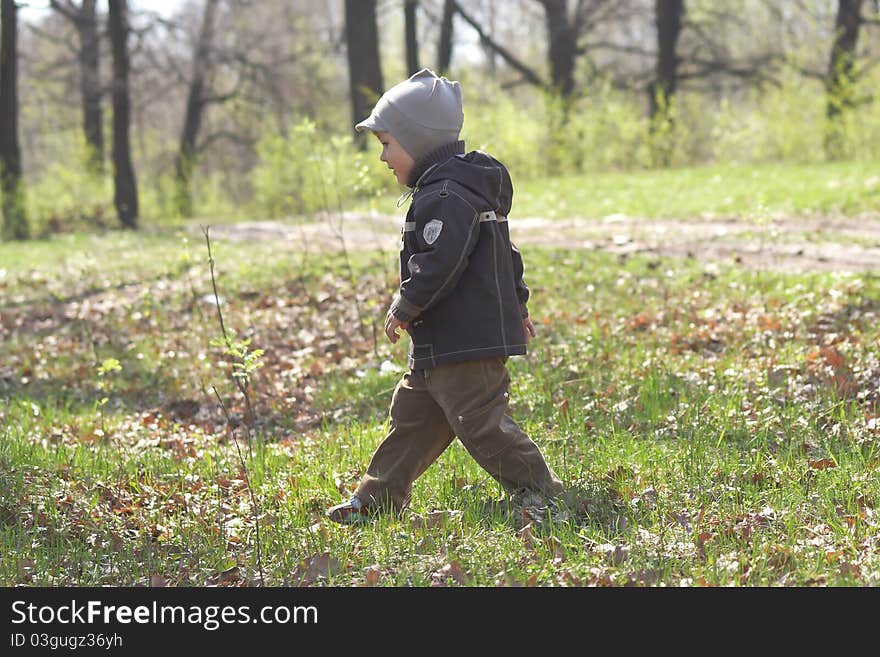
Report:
407,140,466,189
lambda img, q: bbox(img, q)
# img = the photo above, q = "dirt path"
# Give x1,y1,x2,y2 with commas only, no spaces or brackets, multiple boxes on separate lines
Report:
202,210,880,274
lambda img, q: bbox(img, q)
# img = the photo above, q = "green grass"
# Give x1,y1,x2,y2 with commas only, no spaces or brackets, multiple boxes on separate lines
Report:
2,178,879,587
512,160,880,220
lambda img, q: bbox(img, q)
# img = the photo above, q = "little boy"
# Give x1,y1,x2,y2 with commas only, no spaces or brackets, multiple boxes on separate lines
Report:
327,68,563,524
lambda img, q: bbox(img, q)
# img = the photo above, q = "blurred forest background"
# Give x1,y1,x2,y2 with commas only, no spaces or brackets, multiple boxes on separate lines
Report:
1,0,879,239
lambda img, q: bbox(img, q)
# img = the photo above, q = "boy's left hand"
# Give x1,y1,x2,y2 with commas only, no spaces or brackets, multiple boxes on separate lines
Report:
523,317,537,343
385,310,408,344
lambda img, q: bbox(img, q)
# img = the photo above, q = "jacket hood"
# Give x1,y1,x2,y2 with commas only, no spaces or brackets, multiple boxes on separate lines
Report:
410,143,512,216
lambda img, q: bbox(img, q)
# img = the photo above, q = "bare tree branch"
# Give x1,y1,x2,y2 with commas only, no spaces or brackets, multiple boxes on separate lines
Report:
141,43,189,86
679,54,783,86
48,0,77,23
25,21,78,55
583,39,654,58
202,88,240,105
197,129,256,153
451,0,547,90
781,59,828,81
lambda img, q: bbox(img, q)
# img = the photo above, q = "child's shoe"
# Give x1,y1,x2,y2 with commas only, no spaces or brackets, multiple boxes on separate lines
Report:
326,496,371,525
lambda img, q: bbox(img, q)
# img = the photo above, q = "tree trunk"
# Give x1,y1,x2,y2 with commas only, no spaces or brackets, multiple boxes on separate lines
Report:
827,0,863,118
540,0,577,98
437,0,454,74
1,0,29,240
50,0,104,173
175,0,220,218
649,0,684,118
825,0,864,158
345,0,384,149
108,0,138,229
79,0,103,173
405,0,419,76
825,0,863,159
345,0,384,148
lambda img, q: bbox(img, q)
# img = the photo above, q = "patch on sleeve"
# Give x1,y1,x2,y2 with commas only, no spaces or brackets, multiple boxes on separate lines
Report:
423,219,443,245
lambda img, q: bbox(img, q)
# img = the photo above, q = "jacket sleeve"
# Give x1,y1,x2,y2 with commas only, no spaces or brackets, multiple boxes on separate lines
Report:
510,242,530,319
390,190,480,323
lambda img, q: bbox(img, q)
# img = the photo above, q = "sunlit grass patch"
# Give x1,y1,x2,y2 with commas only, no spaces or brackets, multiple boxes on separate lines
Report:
1,230,878,586
513,160,880,220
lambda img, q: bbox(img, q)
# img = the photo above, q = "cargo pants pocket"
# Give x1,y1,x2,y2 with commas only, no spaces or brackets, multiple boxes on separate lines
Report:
457,392,513,461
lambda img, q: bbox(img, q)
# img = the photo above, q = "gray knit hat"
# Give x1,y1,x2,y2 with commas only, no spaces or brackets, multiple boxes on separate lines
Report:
355,68,463,163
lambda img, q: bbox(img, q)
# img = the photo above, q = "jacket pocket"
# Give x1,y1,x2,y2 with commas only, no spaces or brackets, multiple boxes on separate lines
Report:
457,393,512,460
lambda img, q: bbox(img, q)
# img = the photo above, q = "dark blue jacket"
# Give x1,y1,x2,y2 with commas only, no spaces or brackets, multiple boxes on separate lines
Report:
390,141,530,370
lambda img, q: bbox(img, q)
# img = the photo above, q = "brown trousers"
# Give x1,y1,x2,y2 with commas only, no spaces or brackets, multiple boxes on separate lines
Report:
355,356,564,511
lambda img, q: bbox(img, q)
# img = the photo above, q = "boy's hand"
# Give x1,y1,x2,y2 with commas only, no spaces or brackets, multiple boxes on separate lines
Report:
385,310,408,344
523,317,537,343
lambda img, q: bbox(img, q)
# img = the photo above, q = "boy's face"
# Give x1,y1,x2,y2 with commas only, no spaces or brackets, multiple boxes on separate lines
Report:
374,130,415,186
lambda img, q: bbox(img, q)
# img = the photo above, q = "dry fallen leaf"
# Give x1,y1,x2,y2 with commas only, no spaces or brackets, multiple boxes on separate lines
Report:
839,561,861,579
219,566,240,585
697,532,714,558
557,570,582,586
595,543,629,565
150,574,166,587
364,565,381,587
766,545,795,571
671,510,692,531
820,345,846,369
293,551,343,586
824,550,844,563
517,522,535,549
809,458,836,470
430,561,471,587
557,398,570,418
833,372,857,396
627,312,652,331
545,535,565,561
759,315,782,331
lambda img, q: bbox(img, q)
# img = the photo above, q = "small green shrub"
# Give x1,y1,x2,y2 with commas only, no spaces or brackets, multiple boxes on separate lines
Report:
251,118,392,219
